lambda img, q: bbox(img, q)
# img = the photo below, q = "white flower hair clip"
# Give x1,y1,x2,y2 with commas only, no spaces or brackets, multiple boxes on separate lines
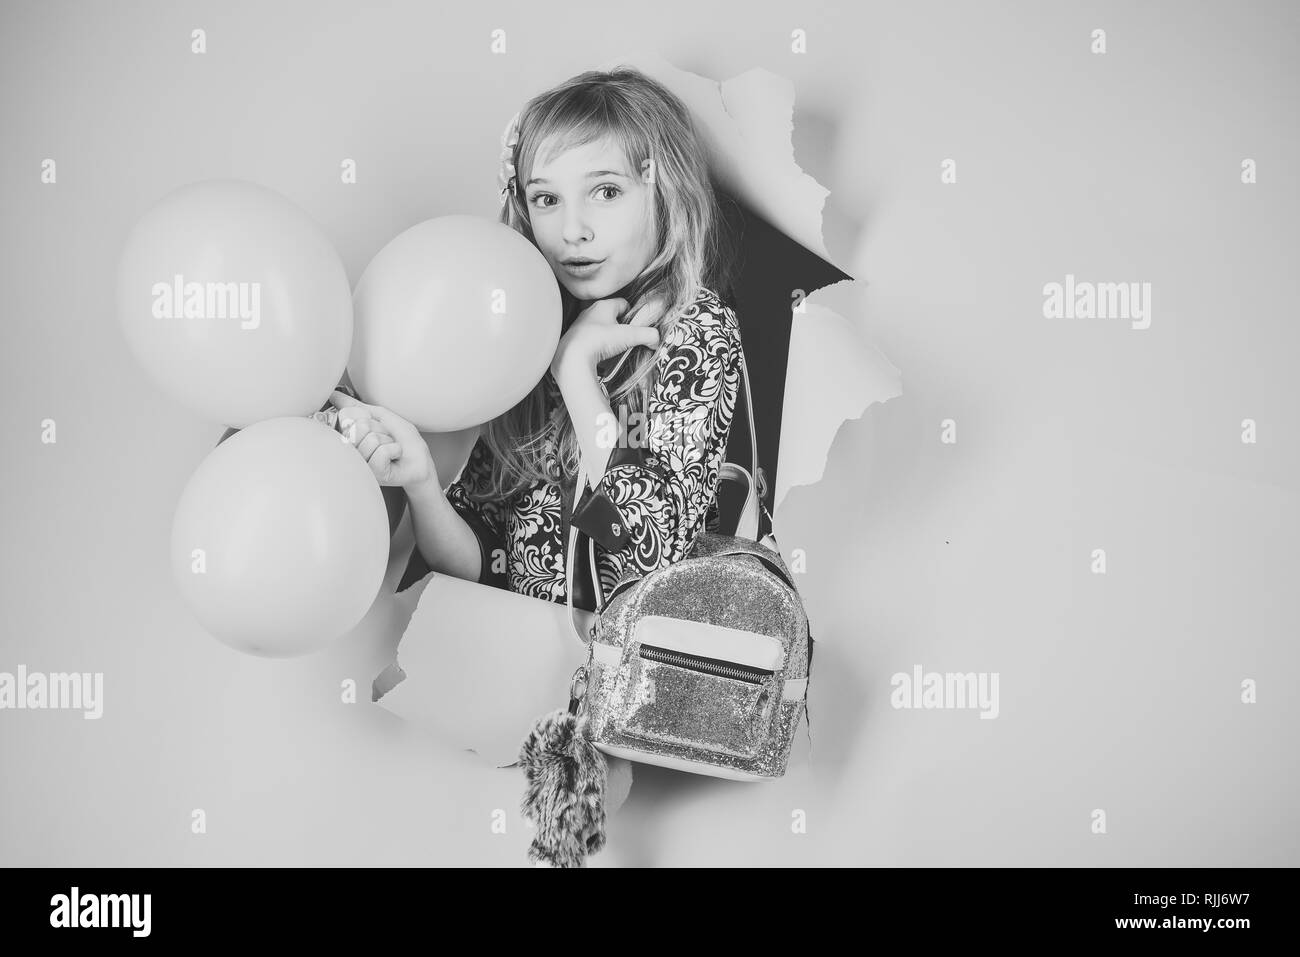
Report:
498,110,521,206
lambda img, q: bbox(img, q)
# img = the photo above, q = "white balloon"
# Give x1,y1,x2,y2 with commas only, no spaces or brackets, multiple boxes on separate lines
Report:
171,417,390,657
117,179,352,428
350,216,561,432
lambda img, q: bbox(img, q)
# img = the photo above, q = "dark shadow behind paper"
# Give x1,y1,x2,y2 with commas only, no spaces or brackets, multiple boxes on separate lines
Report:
712,191,854,541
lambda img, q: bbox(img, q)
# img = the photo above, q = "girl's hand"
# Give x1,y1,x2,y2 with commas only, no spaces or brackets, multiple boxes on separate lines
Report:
328,390,435,489
551,297,664,379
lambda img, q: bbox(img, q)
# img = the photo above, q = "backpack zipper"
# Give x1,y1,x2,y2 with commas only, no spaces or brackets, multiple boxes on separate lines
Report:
638,644,773,684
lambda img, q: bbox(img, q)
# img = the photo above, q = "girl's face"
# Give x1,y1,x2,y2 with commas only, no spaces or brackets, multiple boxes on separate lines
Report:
524,137,657,304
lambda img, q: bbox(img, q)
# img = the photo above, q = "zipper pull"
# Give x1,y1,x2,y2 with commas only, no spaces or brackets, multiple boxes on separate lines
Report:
567,665,589,716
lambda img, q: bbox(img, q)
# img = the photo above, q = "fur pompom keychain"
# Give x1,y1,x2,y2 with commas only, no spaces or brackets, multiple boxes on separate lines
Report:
518,665,608,868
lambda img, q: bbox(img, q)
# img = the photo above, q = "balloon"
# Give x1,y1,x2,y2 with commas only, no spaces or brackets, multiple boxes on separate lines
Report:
174,416,390,657
349,215,561,432
217,424,407,539
117,179,353,428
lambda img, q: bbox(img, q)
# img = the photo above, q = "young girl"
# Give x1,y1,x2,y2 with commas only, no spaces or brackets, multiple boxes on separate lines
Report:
331,66,744,617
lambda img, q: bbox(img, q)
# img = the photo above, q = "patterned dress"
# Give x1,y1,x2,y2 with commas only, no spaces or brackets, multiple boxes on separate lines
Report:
397,285,743,611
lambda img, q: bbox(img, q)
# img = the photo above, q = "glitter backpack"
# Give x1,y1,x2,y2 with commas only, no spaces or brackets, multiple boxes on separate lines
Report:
563,343,814,781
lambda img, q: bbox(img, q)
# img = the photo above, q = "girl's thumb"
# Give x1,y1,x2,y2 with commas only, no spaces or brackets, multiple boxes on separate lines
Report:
330,389,362,411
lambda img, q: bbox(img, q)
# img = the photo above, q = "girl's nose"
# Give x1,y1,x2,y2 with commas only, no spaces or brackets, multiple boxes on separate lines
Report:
561,208,593,245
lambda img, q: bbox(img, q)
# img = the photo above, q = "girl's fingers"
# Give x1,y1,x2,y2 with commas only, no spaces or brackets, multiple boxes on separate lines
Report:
336,413,364,441
627,298,666,326
357,430,395,459
362,403,415,437
608,326,659,356
369,442,400,465
330,390,364,412
338,415,385,446
595,298,628,323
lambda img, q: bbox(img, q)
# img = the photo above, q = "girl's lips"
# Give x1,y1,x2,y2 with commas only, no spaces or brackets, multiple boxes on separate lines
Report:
562,259,604,276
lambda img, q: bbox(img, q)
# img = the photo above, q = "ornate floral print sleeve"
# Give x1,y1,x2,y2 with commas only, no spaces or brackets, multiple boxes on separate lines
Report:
397,286,743,610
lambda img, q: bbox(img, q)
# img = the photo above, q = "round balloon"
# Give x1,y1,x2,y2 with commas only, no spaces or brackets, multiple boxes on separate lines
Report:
349,215,561,432
117,179,353,428
218,418,408,538
174,416,390,657
218,424,407,539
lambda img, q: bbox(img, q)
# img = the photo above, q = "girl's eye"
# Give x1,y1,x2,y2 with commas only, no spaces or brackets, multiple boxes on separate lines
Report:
529,185,621,208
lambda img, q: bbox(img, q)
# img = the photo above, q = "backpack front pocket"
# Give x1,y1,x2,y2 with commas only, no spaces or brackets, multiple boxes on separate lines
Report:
618,644,779,759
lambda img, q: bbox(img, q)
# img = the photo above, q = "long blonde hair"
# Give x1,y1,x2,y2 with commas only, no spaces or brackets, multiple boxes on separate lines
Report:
472,65,737,502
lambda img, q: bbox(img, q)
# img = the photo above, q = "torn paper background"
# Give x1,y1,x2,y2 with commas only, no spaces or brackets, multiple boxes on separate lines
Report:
778,304,903,510
377,571,634,814
378,573,589,767
603,53,832,261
